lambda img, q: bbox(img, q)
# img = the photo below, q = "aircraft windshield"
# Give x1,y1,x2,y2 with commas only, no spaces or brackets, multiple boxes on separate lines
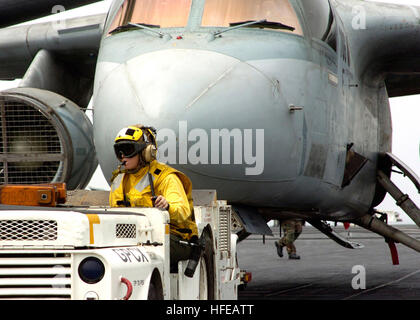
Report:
201,0,302,35
108,0,192,34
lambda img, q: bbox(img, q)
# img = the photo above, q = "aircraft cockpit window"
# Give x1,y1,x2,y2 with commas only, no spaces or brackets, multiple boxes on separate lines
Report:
201,0,303,35
107,0,192,35
300,0,334,41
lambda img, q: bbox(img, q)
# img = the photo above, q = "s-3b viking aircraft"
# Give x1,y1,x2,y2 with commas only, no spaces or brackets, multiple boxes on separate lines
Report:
0,0,419,264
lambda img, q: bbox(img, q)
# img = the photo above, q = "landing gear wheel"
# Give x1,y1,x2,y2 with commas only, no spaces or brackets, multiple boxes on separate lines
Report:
200,226,215,300
147,271,164,300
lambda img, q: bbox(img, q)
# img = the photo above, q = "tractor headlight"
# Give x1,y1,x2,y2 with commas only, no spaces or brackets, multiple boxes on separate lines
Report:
78,257,105,284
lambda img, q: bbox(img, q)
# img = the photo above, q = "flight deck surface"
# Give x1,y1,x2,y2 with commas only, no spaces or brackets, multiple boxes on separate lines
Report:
238,224,420,300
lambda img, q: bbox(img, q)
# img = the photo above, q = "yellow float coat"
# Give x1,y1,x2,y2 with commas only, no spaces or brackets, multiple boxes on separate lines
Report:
109,160,198,240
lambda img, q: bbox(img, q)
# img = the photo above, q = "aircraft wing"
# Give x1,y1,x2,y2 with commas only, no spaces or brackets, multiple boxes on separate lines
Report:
382,49,420,97
0,0,101,28
0,13,106,108
385,74,420,98
334,0,420,98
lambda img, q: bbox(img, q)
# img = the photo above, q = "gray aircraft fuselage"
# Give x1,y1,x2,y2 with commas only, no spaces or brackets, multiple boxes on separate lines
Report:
93,0,409,222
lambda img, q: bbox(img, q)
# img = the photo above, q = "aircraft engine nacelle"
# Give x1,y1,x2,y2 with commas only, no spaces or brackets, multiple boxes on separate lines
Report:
0,87,97,189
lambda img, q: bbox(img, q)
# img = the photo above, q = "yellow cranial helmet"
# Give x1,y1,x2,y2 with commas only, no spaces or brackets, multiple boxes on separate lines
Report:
114,126,144,143
113,125,157,162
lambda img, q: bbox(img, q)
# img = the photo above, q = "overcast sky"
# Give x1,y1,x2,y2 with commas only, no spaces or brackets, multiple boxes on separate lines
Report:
0,0,418,223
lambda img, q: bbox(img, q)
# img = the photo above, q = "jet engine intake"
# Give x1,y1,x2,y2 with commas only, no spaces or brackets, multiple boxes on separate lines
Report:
0,88,97,189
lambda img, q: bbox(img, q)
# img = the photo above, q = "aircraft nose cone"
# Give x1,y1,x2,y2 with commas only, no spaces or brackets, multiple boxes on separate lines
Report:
124,49,266,119
98,49,285,121
95,49,299,182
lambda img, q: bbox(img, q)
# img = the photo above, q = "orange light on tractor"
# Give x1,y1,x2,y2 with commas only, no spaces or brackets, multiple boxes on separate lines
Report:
0,183,66,207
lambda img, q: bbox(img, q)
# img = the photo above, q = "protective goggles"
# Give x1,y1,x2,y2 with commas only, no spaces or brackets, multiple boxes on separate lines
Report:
113,141,146,160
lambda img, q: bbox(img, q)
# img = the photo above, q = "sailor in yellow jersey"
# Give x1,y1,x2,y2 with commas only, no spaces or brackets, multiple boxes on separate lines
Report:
109,124,198,271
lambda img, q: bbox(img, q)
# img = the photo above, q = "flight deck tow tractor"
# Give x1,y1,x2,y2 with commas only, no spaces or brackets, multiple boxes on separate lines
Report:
0,186,243,300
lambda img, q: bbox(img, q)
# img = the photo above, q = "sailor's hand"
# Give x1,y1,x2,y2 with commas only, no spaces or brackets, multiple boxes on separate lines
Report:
154,195,169,210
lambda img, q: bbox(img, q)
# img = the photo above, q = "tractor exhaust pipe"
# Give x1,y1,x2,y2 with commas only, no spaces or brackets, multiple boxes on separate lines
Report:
354,214,420,253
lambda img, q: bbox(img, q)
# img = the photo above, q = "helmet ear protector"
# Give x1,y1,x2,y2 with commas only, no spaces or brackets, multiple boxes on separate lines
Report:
113,126,157,163
141,126,157,162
